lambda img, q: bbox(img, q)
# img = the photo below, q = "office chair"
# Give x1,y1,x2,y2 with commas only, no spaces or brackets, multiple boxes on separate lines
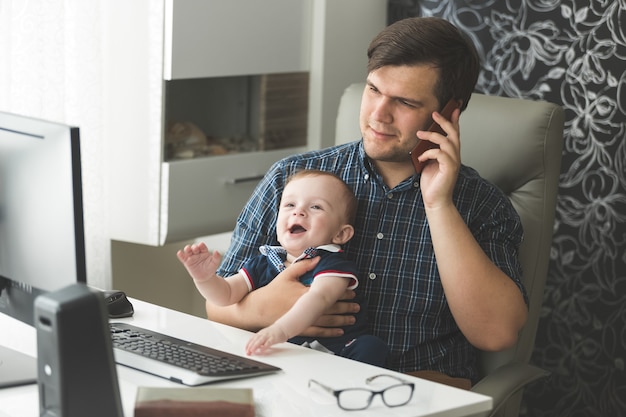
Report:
335,83,564,417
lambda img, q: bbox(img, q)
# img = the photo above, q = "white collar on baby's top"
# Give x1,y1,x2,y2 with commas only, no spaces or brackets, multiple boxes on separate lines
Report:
259,243,341,262
292,244,341,262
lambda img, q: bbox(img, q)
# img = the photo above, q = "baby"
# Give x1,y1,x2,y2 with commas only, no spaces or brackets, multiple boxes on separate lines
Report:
177,169,387,366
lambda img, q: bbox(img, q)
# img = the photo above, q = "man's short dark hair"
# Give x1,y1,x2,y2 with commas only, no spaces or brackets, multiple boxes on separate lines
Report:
367,17,480,112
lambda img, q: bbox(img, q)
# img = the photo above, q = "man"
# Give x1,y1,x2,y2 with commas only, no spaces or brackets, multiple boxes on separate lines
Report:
206,17,528,387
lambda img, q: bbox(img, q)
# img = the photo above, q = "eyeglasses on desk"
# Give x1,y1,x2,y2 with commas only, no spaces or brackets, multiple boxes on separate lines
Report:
308,374,415,411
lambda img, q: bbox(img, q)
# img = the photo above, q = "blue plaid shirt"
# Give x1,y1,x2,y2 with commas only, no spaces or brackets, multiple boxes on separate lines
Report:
217,141,525,382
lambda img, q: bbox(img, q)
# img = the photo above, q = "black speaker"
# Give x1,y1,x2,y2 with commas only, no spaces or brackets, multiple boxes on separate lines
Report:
34,283,123,417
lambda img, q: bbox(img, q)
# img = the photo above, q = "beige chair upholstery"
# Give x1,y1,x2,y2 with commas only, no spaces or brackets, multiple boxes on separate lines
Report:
335,83,564,417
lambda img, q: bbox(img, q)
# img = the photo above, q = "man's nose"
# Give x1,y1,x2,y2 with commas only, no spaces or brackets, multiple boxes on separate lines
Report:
371,97,393,123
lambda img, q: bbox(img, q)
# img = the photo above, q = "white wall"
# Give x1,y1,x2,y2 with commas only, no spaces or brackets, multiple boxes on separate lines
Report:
308,0,387,150
0,0,112,290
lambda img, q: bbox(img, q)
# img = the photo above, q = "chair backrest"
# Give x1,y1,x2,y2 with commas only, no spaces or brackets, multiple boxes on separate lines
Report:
335,83,564,378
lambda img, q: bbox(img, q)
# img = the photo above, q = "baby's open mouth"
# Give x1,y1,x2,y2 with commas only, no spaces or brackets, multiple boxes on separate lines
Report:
289,225,307,234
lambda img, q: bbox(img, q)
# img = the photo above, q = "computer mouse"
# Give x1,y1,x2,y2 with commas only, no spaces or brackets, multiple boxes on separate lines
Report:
102,290,134,318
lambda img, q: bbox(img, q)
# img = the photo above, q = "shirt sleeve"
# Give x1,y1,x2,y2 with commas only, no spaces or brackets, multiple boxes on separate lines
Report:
238,254,269,292
312,253,360,290
466,181,528,305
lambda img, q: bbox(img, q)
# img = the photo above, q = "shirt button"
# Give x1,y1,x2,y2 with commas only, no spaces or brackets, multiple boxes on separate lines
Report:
368,272,377,280
364,174,370,180
376,232,384,239
387,193,393,199
413,182,419,188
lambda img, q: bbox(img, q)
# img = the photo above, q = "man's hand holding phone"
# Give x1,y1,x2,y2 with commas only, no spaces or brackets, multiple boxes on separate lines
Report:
410,99,459,174
413,99,463,210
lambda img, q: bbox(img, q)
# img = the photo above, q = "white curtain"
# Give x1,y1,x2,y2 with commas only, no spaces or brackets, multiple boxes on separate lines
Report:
0,0,111,288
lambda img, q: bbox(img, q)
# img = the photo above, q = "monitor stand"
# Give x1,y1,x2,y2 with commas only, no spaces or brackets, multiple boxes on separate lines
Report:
0,344,37,388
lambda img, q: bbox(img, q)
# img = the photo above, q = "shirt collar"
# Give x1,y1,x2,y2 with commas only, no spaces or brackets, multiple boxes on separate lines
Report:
357,140,420,191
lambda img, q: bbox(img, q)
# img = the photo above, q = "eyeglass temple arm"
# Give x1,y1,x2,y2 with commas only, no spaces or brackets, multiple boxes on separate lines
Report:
366,374,411,385
309,379,338,396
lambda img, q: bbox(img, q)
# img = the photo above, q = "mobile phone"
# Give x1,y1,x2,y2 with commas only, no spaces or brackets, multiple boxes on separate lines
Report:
410,99,458,173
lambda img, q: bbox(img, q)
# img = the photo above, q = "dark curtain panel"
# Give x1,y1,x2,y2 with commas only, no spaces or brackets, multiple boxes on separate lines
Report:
388,1,626,416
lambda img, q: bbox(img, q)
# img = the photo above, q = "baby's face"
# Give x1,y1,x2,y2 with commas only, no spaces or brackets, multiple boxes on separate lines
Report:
276,175,349,255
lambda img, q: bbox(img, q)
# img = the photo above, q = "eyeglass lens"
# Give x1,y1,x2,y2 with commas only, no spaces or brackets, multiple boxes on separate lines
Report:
381,384,414,406
338,388,374,410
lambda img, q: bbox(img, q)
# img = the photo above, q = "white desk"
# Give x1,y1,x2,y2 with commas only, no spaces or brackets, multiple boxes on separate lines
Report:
0,298,491,417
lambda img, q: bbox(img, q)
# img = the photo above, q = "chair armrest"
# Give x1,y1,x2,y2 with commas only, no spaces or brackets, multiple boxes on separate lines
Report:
470,362,550,417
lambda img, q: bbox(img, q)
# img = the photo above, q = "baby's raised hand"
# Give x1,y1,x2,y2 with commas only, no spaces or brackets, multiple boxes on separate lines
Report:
176,242,221,283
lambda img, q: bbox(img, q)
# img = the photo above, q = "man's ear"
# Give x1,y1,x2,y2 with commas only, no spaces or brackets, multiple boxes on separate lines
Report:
332,224,355,245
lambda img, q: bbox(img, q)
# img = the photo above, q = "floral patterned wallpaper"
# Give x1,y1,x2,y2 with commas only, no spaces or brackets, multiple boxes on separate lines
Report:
388,1,626,415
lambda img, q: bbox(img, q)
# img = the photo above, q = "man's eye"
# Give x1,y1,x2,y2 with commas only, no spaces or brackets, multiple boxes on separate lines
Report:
311,205,322,210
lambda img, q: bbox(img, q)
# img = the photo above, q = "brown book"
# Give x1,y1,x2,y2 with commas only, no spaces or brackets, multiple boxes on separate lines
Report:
134,387,254,417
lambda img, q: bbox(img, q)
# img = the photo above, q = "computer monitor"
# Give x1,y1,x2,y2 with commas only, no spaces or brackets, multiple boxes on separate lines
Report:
0,111,86,388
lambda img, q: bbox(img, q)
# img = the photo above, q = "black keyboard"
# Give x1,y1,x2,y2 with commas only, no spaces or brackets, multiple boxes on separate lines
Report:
109,322,281,385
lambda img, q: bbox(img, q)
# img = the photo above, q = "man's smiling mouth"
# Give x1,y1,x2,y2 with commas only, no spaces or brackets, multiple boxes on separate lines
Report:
369,122,396,137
